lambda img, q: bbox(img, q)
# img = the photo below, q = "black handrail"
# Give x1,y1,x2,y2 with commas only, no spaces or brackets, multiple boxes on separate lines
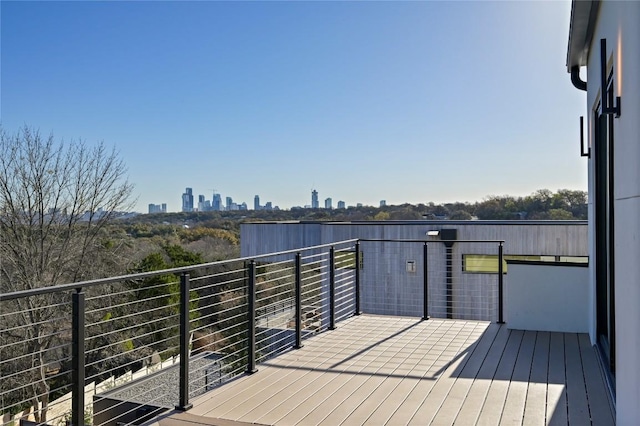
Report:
0,239,360,301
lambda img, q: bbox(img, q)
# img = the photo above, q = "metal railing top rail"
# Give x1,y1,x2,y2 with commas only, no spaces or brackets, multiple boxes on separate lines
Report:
358,238,505,243
0,239,359,302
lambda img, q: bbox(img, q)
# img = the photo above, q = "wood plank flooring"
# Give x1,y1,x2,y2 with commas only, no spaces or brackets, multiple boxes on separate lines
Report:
158,315,614,426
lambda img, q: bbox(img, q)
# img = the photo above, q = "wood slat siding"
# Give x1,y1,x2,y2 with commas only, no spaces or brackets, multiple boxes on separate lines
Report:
241,222,589,258
240,222,587,321
165,315,612,426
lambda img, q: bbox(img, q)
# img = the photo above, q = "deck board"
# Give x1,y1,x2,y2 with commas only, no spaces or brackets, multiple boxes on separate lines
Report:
407,325,479,425
452,324,511,425
564,333,592,425
547,332,568,426
420,323,499,425
475,329,524,425
500,330,537,425
578,334,615,426
522,331,550,426
384,321,462,425
152,315,614,426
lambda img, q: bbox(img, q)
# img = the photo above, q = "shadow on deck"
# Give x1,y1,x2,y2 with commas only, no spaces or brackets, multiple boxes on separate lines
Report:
147,315,614,426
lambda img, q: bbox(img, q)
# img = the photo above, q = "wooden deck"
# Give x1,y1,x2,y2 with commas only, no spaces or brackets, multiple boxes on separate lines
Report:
156,315,614,426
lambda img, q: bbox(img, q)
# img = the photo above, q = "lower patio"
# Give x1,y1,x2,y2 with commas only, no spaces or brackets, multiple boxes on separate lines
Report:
149,315,614,426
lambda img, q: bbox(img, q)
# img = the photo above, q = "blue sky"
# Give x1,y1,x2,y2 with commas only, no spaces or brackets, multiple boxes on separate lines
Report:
1,1,586,212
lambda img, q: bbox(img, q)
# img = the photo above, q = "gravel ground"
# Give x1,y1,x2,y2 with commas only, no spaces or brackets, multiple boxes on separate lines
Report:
102,353,224,408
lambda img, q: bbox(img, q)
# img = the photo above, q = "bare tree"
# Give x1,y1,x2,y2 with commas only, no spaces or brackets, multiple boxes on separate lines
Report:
0,126,134,422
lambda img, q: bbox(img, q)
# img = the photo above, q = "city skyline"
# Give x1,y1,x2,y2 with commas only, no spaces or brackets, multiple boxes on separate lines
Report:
165,187,372,213
1,2,586,212
145,185,589,214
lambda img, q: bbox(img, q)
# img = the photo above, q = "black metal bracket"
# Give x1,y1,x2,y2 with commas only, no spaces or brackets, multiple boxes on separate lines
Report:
600,38,621,118
580,116,590,158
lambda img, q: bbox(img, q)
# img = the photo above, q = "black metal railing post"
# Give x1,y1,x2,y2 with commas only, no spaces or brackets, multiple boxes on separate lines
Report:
176,273,193,411
423,242,429,320
498,242,505,324
354,241,361,315
247,260,257,373
294,253,303,349
72,289,85,426
329,246,336,330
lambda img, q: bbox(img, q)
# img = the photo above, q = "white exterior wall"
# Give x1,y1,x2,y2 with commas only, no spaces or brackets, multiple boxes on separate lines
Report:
584,2,640,423
506,263,589,333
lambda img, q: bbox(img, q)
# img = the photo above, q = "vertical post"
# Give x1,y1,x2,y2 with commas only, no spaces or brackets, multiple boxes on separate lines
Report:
247,260,257,373
354,241,361,315
294,253,303,349
72,289,85,426
445,246,453,319
498,242,505,324
329,246,336,330
176,273,193,410
423,243,429,320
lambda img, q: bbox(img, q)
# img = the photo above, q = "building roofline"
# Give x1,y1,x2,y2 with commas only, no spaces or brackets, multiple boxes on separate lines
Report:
241,220,588,226
566,0,600,71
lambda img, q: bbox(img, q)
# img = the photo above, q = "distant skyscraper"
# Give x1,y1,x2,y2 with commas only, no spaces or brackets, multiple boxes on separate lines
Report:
226,196,233,211
325,198,332,209
212,193,222,211
380,200,387,207
149,203,167,214
254,195,261,211
182,188,194,212
265,201,273,210
337,201,346,209
198,194,206,211
311,190,319,209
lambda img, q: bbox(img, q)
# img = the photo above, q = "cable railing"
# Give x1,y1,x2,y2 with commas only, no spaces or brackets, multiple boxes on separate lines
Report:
357,239,505,322
0,239,358,426
0,237,507,426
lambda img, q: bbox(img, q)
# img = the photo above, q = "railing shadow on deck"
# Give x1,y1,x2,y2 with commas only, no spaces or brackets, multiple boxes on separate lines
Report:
1,238,509,426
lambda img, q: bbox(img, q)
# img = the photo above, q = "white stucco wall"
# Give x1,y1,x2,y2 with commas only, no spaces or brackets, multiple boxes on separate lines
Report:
506,263,589,333
584,2,640,424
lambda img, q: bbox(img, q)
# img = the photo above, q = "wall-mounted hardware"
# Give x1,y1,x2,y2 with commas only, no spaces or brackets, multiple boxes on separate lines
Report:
580,116,590,158
600,38,621,117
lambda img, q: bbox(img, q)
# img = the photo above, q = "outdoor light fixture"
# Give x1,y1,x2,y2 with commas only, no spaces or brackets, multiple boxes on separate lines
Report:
579,116,590,158
426,230,440,237
600,38,621,117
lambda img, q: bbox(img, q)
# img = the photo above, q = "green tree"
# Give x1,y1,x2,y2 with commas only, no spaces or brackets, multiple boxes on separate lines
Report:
373,211,390,220
449,210,473,220
547,209,574,220
131,245,202,357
